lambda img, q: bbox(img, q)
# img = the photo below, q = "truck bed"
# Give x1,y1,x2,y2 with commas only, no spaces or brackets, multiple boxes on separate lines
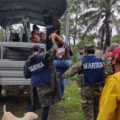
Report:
0,60,30,85
0,42,46,85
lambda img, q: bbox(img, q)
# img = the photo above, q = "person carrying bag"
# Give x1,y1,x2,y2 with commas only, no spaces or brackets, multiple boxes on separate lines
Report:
50,32,73,99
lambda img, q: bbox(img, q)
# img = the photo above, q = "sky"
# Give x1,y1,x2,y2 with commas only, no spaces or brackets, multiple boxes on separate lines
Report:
12,23,46,33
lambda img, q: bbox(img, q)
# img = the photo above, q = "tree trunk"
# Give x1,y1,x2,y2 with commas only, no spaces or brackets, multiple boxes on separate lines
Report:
73,10,78,46
101,10,112,53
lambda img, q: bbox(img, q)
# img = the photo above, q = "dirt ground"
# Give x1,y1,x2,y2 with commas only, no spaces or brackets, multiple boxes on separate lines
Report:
0,86,63,120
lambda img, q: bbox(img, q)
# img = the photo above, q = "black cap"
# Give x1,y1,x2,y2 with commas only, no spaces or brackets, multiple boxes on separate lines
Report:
33,24,39,30
32,45,41,52
84,44,95,54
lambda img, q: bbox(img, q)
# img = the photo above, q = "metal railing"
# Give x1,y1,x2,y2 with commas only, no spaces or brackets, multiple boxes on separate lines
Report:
0,42,46,85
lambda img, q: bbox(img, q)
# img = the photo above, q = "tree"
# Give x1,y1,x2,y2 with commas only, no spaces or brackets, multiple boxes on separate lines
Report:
81,0,120,52
69,0,81,45
60,0,92,46
65,0,86,45
77,34,95,48
0,27,5,41
112,35,120,43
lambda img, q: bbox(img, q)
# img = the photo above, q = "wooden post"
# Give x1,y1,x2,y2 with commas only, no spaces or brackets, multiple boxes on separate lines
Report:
65,0,70,45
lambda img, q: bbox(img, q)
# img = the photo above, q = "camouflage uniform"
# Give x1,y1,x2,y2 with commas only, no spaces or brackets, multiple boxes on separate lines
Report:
36,64,61,108
104,43,119,77
63,45,118,120
63,62,102,120
104,56,113,77
24,49,61,109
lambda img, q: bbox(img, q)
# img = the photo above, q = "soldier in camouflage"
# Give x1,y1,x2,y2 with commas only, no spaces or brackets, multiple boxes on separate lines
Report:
63,45,104,120
104,43,119,77
24,45,61,120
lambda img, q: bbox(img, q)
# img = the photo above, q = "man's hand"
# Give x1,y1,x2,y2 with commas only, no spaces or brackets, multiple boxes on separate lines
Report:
50,33,57,41
62,74,68,80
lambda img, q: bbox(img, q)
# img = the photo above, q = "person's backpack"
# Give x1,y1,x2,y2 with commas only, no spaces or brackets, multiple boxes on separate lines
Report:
56,45,65,59
81,55,104,86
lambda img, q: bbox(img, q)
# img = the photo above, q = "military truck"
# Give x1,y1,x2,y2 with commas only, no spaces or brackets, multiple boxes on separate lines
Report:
0,0,67,94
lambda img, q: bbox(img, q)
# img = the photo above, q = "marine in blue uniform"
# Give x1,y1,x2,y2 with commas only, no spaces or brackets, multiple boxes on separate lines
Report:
24,45,61,120
63,45,105,120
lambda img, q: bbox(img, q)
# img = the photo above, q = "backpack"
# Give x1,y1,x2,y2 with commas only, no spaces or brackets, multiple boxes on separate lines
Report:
56,45,65,59
81,55,104,86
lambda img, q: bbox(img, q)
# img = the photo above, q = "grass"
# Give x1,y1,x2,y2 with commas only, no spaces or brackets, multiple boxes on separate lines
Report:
0,81,84,120
60,80,84,120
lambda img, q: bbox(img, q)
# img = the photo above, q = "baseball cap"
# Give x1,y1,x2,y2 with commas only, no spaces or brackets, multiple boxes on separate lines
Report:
111,47,120,64
107,43,119,57
107,52,112,57
84,44,94,49
84,44,95,54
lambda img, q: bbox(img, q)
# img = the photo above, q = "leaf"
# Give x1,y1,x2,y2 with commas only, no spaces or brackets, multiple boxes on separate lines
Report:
81,12,102,38
111,13,120,34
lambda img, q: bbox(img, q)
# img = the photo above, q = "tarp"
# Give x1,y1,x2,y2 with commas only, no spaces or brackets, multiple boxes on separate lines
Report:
0,0,67,27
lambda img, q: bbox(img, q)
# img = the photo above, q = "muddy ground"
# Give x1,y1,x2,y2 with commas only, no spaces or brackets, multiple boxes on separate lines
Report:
0,86,63,120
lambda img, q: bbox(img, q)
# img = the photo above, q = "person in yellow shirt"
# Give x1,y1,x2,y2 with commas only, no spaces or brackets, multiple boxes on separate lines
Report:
97,46,120,120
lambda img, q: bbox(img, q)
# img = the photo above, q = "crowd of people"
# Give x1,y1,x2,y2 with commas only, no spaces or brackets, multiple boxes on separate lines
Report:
24,9,73,120
23,8,120,120
63,44,120,120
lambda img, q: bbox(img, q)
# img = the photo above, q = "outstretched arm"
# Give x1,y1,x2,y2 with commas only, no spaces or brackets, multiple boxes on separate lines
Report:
44,48,56,63
63,62,82,79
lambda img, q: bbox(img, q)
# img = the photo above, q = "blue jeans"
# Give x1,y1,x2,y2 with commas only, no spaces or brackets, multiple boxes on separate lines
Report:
54,60,71,96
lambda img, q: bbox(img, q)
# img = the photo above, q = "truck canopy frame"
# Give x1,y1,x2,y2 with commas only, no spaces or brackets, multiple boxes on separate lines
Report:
0,0,67,27
0,0,67,87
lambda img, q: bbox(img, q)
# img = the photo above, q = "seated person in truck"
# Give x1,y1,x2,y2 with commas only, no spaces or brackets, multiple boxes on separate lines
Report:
42,9,61,50
31,24,41,43
39,32,47,44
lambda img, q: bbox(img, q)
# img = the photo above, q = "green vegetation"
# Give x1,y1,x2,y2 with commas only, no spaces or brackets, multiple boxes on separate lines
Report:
0,28,4,41
0,81,84,120
77,34,95,48
112,35,120,43
71,47,79,63
71,35,95,64
60,80,84,120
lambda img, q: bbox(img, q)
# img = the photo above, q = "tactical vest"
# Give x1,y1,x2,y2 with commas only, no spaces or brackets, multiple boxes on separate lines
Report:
26,55,50,87
81,55,104,86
